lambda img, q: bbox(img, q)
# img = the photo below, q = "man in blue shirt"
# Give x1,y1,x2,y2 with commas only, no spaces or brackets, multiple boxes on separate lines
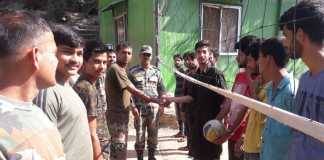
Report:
258,38,297,160
280,1,324,159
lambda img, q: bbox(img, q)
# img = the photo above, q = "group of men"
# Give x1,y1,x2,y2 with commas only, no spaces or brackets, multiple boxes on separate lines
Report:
0,0,324,160
166,1,324,160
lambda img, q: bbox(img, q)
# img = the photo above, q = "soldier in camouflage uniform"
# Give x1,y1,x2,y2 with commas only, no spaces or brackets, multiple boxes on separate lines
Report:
96,75,111,159
74,41,111,160
129,45,166,160
95,46,116,159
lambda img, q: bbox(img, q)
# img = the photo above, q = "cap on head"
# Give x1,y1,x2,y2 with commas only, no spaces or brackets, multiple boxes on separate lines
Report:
140,45,152,54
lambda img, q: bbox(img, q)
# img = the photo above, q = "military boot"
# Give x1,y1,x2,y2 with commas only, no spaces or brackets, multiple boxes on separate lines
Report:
136,151,143,160
148,149,157,160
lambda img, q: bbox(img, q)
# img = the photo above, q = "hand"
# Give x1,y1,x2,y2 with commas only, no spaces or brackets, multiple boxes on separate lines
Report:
131,107,140,120
150,97,161,104
160,95,171,107
213,129,232,144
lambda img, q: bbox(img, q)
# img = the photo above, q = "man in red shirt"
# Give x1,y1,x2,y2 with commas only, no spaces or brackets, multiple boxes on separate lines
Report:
216,36,260,160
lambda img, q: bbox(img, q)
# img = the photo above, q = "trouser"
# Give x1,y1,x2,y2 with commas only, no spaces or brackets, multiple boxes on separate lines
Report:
228,140,244,160
134,106,160,152
107,111,129,160
185,112,193,155
244,152,260,160
175,102,185,134
100,140,110,160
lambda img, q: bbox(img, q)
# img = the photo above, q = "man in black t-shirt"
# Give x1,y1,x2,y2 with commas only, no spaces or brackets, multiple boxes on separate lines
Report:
165,40,226,160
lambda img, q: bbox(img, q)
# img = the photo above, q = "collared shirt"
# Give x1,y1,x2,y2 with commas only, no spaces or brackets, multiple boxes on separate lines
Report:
261,73,297,160
128,65,166,114
288,70,324,160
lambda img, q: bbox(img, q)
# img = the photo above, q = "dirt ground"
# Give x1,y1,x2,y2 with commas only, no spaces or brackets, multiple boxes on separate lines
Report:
126,106,229,160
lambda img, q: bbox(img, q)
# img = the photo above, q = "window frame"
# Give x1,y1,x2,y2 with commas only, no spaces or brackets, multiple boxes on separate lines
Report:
200,3,242,55
114,13,127,44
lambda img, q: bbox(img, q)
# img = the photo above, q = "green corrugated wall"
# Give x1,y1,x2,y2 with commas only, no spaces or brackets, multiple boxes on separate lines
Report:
99,0,155,66
99,0,307,91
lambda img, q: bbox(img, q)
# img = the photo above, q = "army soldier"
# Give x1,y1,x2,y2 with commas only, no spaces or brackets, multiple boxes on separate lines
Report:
74,41,110,160
94,45,115,160
129,45,166,160
95,55,111,159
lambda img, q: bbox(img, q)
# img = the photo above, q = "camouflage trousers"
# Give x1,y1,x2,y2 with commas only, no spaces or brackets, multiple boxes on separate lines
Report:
107,110,129,160
100,140,110,160
134,105,161,152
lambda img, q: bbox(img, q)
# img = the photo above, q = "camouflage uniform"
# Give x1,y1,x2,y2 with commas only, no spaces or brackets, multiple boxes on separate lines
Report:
129,65,166,159
95,75,110,160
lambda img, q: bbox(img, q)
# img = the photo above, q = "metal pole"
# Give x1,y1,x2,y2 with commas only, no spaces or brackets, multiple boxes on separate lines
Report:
154,0,160,67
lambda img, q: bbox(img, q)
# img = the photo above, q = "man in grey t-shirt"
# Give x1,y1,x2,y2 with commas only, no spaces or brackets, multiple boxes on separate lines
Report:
35,24,93,160
280,1,324,159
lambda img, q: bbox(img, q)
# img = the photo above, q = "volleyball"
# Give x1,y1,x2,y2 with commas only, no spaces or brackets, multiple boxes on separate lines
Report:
203,119,226,143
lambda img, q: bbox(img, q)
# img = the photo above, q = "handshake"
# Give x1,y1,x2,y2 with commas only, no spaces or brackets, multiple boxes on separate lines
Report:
132,95,177,119
148,95,175,107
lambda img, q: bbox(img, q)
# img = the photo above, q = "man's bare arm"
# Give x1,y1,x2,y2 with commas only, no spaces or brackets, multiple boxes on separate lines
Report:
88,117,103,160
165,95,193,104
125,85,158,103
216,99,231,121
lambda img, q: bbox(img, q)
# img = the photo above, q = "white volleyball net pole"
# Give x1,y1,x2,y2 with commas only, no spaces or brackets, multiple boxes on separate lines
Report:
169,68,324,143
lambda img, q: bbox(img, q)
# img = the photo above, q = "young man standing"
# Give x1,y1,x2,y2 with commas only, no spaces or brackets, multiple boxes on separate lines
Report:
181,52,199,155
215,36,260,160
95,49,116,145
280,1,324,159
36,24,93,160
173,54,186,138
107,49,117,68
209,48,219,67
74,41,109,160
129,45,166,160
243,40,267,160
94,47,115,159
0,10,65,159
165,40,226,160
105,43,159,160
258,38,296,160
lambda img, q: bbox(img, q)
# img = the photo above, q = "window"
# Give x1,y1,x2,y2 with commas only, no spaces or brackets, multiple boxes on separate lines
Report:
114,14,127,43
201,3,241,55
112,1,127,44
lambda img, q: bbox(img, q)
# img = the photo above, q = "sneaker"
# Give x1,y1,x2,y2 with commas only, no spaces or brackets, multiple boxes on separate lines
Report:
178,146,189,151
177,137,186,142
172,132,184,138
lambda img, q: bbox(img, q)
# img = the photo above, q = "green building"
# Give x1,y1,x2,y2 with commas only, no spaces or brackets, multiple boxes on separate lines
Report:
99,0,306,91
